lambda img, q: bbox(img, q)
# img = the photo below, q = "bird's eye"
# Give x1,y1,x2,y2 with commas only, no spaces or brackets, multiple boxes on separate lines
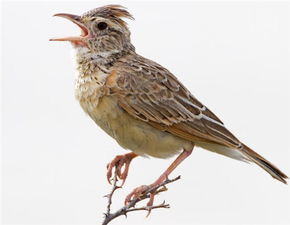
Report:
97,22,108,30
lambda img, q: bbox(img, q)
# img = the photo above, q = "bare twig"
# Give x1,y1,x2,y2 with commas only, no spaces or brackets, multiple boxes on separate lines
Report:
102,169,181,225
103,168,120,216
126,201,170,213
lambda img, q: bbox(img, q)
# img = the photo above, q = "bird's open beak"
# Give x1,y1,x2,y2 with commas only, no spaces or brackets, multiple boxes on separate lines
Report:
49,13,90,46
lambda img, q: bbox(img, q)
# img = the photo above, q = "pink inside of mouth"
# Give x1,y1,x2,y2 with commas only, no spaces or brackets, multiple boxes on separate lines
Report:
50,21,89,46
75,22,89,37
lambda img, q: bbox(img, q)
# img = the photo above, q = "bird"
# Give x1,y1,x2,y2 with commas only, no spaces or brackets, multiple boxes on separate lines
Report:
50,4,288,205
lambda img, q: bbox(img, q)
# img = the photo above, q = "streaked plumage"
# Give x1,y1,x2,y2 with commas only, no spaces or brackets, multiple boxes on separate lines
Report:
51,4,288,198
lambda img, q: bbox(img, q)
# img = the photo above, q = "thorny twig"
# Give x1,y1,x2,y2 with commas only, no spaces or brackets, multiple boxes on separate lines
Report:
103,168,121,216
101,168,181,225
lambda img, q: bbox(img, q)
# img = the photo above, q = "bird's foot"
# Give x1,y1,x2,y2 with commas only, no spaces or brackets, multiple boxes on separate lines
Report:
106,152,137,186
125,185,149,205
125,183,163,216
124,150,193,210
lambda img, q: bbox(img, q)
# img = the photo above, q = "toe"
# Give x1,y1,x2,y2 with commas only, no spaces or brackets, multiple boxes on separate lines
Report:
145,193,155,217
106,155,123,184
106,166,113,184
124,185,149,205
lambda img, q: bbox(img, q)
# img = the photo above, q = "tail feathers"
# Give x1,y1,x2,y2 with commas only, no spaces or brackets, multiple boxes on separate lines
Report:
241,144,288,184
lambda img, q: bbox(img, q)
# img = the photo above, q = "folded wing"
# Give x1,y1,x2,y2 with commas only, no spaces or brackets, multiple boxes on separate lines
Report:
112,55,242,149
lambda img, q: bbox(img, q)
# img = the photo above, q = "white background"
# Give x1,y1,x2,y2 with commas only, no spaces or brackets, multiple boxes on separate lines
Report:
2,1,290,225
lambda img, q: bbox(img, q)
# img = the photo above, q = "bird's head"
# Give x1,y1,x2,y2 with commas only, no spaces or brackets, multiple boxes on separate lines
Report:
50,5,135,58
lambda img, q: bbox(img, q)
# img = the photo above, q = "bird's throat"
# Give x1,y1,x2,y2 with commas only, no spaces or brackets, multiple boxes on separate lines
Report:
75,46,126,67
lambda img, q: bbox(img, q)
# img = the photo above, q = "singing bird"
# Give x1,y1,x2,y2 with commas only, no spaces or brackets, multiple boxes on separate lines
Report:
50,5,288,205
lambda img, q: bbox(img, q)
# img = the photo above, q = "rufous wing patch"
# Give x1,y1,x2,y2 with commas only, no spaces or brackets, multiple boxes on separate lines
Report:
106,70,118,87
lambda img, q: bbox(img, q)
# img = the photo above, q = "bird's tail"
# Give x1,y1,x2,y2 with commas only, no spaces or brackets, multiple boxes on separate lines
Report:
241,144,288,184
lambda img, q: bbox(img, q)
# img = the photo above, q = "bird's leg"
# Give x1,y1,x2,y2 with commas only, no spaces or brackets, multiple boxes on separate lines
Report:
124,148,193,206
106,152,138,186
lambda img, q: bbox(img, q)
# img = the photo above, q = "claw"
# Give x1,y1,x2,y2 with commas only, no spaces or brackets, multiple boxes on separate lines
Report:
145,193,155,217
106,152,137,186
106,158,120,184
124,185,150,205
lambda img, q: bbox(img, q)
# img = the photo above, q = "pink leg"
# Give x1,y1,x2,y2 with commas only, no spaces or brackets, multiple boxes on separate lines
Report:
125,148,193,205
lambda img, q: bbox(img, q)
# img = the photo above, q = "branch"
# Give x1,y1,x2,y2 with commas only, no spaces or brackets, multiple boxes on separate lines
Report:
102,169,181,225
103,168,121,216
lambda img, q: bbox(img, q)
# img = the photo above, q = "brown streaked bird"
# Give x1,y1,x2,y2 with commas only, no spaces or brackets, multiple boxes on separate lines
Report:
50,5,288,205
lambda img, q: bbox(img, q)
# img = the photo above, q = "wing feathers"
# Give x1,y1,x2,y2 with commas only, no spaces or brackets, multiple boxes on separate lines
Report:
109,54,288,184
114,54,241,148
